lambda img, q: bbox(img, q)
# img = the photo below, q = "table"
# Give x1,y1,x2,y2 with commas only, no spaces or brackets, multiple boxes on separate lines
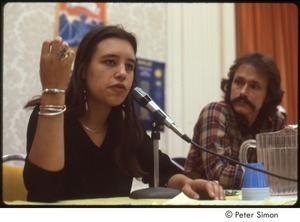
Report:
166,191,298,206
3,191,298,206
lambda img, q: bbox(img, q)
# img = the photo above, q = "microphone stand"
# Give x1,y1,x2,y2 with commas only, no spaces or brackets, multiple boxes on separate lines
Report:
129,121,181,199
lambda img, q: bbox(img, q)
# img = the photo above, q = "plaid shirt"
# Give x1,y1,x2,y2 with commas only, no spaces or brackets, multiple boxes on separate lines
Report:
184,101,286,189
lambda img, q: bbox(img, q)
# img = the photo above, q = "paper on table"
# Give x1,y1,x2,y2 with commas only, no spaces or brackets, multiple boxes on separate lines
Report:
164,192,298,206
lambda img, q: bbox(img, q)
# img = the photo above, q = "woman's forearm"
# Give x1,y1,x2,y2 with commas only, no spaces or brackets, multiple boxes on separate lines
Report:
28,93,65,171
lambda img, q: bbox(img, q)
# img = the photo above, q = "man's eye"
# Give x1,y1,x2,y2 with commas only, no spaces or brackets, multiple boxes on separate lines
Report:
251,84,260,90
234,79,243,86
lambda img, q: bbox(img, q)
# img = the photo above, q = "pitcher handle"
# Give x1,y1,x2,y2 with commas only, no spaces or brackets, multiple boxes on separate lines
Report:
239,139,257,172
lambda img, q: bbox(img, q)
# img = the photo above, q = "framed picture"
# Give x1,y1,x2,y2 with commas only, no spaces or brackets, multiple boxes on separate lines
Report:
56,3,106,48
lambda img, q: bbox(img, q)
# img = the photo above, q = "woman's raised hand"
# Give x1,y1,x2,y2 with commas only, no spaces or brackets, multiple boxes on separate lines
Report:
39,36,75,91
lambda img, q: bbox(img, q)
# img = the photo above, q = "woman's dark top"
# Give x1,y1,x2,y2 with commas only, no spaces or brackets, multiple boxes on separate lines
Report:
23,106,181,202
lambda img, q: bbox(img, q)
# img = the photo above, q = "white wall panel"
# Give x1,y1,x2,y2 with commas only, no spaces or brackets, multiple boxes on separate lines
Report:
162,3,236,158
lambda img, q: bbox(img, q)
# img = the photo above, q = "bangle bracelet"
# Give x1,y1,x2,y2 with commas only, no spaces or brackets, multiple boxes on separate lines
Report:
42,88,66,94
40,107,64,112
38,105,67,116
40,105,65,109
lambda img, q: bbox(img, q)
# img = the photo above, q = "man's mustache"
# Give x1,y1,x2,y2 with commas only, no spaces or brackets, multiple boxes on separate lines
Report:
231,96,256,111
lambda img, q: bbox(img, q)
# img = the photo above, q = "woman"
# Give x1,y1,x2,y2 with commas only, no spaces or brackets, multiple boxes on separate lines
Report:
24,25,225,202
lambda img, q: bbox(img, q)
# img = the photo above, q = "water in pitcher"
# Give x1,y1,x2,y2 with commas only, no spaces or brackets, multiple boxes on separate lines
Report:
259,147,297,195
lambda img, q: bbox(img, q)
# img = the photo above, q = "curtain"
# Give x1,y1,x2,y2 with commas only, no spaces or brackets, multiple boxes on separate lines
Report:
235,3,298,124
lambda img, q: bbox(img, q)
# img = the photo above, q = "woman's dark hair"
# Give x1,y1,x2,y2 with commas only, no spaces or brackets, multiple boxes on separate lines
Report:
24,25,146,177
65,25,138,119
221,52,284,117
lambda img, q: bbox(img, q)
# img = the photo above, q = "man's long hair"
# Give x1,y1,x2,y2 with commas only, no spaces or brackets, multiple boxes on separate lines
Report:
221,52,284,118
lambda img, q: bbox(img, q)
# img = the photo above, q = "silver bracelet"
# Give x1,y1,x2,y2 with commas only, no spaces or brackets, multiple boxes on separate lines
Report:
38,105,67,116
40,107,64,112
42,88,66,94
40,105,65,109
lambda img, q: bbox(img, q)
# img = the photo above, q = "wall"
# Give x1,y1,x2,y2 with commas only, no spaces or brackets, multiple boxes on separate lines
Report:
165,3,236,157
2,2,235,159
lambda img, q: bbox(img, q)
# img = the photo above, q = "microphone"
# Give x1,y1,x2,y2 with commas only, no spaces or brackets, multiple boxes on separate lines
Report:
132,87,191,143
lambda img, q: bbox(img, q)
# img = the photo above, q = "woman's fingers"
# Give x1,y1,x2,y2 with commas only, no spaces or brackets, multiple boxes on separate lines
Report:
181,183,200,199
41,39,52,57
182,179,226,200
208,180,225,200
51,36,64,55
39,36,75,90
41,36,70,60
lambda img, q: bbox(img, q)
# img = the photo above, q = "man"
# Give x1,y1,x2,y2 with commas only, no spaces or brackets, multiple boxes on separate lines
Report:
184,52,286,189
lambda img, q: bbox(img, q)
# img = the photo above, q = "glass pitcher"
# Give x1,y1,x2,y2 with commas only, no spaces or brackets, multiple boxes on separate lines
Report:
239,125,298,196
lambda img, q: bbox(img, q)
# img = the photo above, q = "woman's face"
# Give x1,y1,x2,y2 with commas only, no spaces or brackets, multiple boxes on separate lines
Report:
84,37,136,109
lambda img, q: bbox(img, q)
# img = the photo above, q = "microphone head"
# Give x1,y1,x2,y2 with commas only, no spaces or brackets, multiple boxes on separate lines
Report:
132,87,146,102
132,87,151,105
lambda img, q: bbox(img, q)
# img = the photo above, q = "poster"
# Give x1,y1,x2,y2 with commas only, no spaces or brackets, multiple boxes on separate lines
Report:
56,3,106,48
135,58,166,131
